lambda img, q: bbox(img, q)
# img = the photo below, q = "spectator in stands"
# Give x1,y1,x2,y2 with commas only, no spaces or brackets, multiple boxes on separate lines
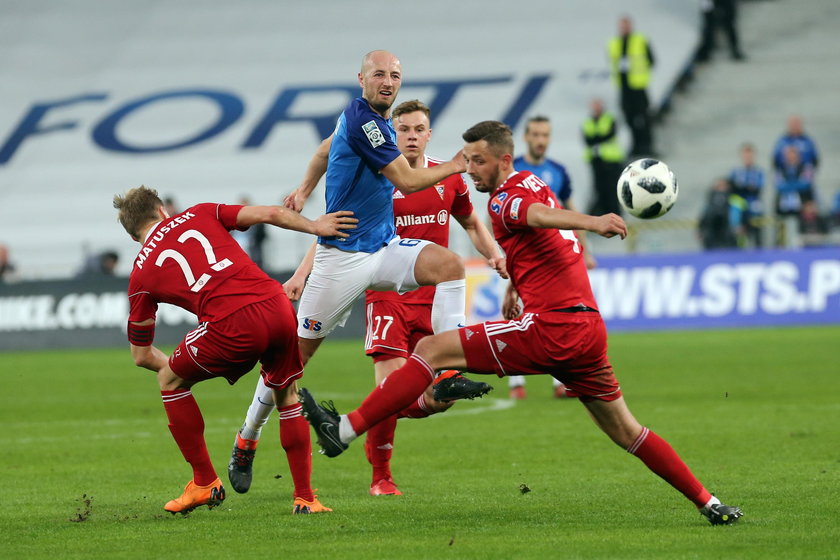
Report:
77,250,120,278
775,144,815,217
773,115,819,174
0,243,17,282
582,97,626,217
831,191,840,229
163,197,179,217
230,196,268,269
799,200,829,248
696,0,746,62
608,15,655,157
698,178,738,250
728,142,764,248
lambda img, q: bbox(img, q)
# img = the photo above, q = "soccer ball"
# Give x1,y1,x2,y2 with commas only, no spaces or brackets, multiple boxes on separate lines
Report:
616,158,678,219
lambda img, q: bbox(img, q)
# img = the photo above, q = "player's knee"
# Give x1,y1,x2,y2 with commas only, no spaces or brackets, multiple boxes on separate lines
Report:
273,384,298,407
434,251,464,282
157,367,189,391
412,335,437,364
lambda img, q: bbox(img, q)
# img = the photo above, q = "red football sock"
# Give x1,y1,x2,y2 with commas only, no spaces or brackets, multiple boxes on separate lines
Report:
628,427,712,507
161,389,217,486
348,354,435,435
397,394,433,419
365,414,397,482
278,403,313,502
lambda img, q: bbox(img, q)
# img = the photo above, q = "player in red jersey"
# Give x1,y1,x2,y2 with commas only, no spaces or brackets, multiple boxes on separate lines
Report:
114,186,356,515
361,100,505,495
300,121,743,525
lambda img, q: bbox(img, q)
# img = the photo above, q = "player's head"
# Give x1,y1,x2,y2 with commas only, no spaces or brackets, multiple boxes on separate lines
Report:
589,97,604,116
523,115,551,162
739,142,755,165
113,185,166,241
392,99,431,164
462,120,514,194
359,50,402,117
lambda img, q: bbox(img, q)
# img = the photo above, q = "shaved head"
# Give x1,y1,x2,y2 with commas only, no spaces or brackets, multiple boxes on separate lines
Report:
361,50,399,74
358,50,402,117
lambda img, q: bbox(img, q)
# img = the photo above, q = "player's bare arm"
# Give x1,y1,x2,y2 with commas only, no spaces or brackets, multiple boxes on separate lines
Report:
283,241,316,301
454,211,508,279
284,134,333,211
380,149,467,194
526,203,627,239
236,205,358,238
128,319,169,372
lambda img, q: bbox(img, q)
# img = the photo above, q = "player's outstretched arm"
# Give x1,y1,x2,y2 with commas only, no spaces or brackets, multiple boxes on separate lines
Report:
284,241,316,301
380,149,467,194
236,206,357,238
560,198,597,269
526,203,627,240
284,134,333,211
454,211,508,279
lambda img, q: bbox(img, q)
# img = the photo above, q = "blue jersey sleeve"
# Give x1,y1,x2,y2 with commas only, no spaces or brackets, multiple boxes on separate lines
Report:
344,100,401,171
554,163,572,202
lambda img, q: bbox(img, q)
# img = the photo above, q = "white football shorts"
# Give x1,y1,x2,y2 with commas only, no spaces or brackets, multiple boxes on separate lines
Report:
296,237,432,339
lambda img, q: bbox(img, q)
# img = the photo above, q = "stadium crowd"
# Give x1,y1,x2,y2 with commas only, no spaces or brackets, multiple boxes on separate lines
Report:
698,114,839,250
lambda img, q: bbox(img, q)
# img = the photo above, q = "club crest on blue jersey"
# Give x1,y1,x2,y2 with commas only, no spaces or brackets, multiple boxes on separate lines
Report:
362,120,385,148
490,191,509,214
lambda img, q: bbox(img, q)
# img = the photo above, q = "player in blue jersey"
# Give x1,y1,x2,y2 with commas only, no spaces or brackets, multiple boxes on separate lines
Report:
508,115,595,399
227,51,501,494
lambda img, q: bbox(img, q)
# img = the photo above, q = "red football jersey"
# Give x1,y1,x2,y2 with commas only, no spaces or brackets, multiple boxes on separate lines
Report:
488,171,597,313
366,156,474,304
127,203,283,328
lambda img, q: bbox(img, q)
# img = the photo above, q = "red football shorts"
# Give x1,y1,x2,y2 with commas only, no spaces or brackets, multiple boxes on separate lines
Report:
459,311,621,402
169,293,303,389
364,300,433,363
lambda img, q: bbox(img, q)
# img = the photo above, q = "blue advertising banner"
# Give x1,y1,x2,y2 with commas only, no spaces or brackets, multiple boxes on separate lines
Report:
466,248,840,331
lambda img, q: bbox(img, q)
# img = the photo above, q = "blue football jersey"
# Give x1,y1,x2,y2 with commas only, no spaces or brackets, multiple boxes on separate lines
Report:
320,97,402,252
513,156,572,204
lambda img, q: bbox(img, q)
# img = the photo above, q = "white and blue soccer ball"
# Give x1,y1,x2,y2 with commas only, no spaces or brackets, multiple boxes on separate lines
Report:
617,158,678,219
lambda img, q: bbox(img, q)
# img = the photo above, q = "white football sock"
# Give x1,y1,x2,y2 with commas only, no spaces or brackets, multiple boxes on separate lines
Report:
431,279,466,333
508,375,526,388
338,415,358,444
240,375,275,441
700,495,721,511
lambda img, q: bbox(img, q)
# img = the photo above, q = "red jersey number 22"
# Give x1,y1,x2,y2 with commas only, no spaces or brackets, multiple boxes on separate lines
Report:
155,229,233,292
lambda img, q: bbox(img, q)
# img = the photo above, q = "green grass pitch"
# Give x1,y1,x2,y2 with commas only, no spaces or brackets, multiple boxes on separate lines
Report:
1,326,838,559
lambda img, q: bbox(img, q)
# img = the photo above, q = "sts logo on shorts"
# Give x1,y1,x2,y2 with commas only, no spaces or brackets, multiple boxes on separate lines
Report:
302,317,322,332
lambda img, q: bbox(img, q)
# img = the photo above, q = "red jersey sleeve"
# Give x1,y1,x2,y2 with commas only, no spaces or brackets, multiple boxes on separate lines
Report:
450,175,474,217
206,203,246,231
127,275,158,323
498,190,538,231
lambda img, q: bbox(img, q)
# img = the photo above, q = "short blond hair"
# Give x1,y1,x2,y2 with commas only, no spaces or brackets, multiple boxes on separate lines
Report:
113,186,163,239
392,99,430,120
